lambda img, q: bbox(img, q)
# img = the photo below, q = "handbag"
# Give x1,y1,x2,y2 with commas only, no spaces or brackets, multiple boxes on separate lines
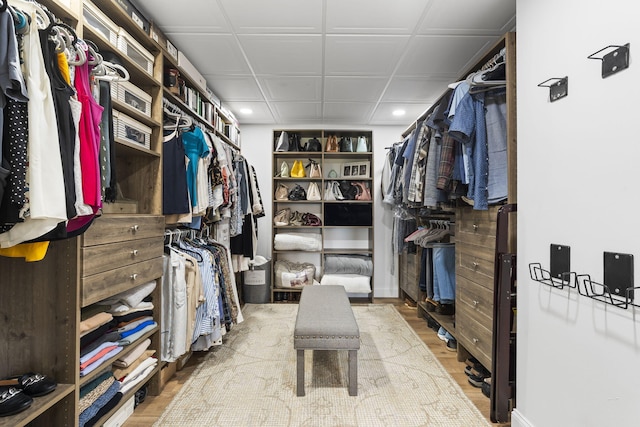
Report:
355,136,368,152
324,182,336,201
339,180,358,200
275,183,289,200
306,182,321,200
275,161,289,177
288,184,307,201
288,133,302,152
353,181,372,200
290,160,306,178
307,160,321,178
302,212,322,226
325,135,338,152
331,181,345,200
275,131,289,152
339,136,353,152
305,137,321,152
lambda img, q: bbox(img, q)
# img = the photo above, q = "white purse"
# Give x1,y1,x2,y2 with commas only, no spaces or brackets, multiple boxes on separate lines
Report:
356,136,368,152
307,182,321,200
324,182,336,201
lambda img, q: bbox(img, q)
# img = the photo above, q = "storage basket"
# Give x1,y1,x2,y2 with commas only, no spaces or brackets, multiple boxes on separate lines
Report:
83,1,119,46
110,80,152,117
113,110,152,149
116,28,154,76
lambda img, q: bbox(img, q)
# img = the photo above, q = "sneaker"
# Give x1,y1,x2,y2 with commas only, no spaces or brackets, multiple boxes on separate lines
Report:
437,327,448,342
273,208,290,226
481,378,491,398
446,338,457,352
468,373,485,387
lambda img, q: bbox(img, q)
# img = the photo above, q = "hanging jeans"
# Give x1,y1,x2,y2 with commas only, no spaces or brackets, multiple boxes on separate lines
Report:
432,245,455,304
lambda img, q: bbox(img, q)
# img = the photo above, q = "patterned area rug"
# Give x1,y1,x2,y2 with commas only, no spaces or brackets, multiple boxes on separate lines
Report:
155,304,490,427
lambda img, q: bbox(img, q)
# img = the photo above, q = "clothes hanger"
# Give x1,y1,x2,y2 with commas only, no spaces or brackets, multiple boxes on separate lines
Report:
92,61,130,82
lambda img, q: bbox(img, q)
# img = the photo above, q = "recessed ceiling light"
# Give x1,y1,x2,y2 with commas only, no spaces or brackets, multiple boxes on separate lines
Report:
392,109,406,117
240,108,253,115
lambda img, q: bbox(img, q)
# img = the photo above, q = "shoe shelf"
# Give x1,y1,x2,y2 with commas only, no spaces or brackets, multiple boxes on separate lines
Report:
528,244,576,289
530,245,637,309
0,384,74,427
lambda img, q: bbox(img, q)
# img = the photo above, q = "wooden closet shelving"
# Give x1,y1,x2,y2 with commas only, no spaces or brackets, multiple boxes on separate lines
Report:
271,130,374,304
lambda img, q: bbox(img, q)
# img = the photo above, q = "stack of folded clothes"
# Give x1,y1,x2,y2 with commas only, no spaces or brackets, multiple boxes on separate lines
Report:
78,371,122,427
80,312,121,377
113,339,158,395
319,255,373,293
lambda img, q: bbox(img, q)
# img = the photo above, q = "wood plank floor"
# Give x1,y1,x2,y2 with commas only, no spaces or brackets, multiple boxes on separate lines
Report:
124,299,510,426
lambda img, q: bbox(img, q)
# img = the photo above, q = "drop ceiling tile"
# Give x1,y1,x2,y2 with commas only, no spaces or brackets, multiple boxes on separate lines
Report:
325,0,429,34
370,103,432,125
323,102,376,124
165,34,251,75
325,35,410,76
259,76,322,102
204,76,264,102
395,35,498,77
239,35,323,75
382,77,454,103
223,101,275,124
419,0,516,35
324,77,388,102
134,0,229,33
219,0,323,33
272,102,323,123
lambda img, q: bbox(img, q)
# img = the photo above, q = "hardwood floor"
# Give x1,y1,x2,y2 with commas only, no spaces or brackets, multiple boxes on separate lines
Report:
124,299,510,426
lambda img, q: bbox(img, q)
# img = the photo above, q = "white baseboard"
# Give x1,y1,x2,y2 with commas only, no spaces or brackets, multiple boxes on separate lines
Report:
511,409,534,427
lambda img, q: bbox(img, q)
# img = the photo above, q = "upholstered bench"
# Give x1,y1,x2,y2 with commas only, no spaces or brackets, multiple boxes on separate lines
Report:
293,285,360,396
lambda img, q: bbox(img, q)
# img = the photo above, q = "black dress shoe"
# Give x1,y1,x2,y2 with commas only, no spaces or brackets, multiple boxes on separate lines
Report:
0,386,32,417
0,373,57,397
436,303,455,315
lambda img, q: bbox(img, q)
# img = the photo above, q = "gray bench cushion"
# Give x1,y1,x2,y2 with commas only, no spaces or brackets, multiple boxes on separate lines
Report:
294,285,360,350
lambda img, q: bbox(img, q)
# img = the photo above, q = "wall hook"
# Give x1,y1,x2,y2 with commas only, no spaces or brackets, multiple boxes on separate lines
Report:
537,77,568,102
529,244,575,289
587,43,630,78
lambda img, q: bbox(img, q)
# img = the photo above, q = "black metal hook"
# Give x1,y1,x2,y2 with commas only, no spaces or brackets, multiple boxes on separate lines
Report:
587,43,630,78
537,77,568,102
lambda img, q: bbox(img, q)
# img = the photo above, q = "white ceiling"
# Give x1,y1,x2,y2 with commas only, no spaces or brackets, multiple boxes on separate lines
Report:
132,0,516,125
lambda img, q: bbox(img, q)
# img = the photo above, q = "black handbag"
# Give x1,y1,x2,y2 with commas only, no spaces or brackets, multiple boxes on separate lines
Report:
288,133,302,152
339,136,353,152
288,184,307,201
304,137,321,152
339,180,358,200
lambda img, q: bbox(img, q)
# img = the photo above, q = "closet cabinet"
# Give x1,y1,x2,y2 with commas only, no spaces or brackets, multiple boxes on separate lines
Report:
271,130,374,303
0,1,166,425
407,32,516,391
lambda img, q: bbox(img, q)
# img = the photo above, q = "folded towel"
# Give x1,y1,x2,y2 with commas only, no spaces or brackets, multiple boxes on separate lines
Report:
319,274,372,293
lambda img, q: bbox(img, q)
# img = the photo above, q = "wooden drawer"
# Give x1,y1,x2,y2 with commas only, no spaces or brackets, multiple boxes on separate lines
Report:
456,277,493,330
82,215,164,246
399,248,421,302
82,256,163,307
456,206,499,235
82,237,164,277
456,302,493,369
456,244,495,290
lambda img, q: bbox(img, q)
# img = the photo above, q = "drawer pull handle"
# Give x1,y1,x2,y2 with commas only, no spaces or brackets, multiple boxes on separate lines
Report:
472,262,479,269
472,224,479,231
130,225,139,232
472,338,479,344
472,300,479,307
131,250,139,257
130,273,138,281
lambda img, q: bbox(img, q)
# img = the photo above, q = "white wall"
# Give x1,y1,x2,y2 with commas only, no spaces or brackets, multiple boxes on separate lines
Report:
241,124,404,298
515,1,640,426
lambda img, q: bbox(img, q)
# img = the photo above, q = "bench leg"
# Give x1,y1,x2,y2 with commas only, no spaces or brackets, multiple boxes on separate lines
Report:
348,349,358,396
297,349,305,396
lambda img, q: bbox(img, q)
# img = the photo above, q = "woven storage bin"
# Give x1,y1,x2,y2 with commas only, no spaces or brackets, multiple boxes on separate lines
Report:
111,80,152,117
113,110,151,149
116,28,154,76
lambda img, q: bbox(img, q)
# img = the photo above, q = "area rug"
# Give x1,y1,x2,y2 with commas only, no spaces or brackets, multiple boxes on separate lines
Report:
154,304,490,427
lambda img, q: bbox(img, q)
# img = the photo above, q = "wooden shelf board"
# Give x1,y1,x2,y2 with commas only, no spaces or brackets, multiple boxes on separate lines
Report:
112,100,161,128
0,384,74,427
114,137,160,158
